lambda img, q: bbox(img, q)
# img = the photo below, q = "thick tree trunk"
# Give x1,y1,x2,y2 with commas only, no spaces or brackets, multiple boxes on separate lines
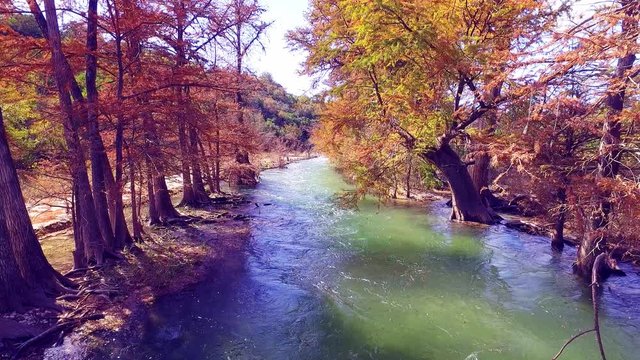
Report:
423,140,498,224
44,0,104,267
469,151,490,194
468,80,501,209
0,109,68,304
0,218,32,312
105,160,133,248
155,172,180,221
138,101,180,221
468,150,504,210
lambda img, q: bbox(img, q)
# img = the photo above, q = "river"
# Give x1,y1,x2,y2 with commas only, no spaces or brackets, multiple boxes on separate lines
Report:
134,157,640,360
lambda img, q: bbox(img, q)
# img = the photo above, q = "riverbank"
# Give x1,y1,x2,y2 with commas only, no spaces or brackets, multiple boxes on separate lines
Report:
380,185,640,267
0,152,315,359
5,155,639,359
0,202,253,360
85,156,640,360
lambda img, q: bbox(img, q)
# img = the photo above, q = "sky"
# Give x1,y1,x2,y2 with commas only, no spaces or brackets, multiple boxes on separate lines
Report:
246,0,599,97
246,0,318,96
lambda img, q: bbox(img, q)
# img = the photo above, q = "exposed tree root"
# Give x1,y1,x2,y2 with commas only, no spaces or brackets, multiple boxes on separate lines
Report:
57,288,120,302
11,313,104,360
64,266,103,278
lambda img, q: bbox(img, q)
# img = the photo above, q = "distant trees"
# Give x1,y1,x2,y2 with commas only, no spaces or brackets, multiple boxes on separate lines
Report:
249,74,318,151
0,0,310,313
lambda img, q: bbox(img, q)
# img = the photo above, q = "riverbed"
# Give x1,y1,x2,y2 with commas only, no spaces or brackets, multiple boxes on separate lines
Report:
132,157,640,360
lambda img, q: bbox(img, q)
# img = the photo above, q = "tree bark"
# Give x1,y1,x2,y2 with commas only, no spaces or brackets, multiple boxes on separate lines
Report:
178,120,197,206
423,139,498,224
155,172,180,221
127,145,143,241
551,187,566,252
141,109,180,221
189,125,209,202
145,157,160,225
0,216,32,313
86,0,117,252
44,0,104,267
198,135,215,193
469,151,490,195
0,109,66,310
209,137,221,193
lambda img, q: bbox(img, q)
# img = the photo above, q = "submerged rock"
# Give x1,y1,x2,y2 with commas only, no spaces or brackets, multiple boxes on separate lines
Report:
156,325,183,343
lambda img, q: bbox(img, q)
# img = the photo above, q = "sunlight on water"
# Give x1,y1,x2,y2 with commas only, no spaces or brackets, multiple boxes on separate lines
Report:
135,157,640,360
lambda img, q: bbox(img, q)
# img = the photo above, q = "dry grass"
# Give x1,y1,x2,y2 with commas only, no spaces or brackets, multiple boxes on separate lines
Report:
39,229,75,274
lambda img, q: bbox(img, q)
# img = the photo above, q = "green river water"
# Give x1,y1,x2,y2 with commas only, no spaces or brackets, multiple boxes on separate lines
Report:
131,157,639,360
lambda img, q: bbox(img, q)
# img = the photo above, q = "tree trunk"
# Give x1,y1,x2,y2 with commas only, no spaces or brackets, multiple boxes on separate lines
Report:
71,183,84,268
106,160,133,248
405,153,412,199
392,177,398,198
469,151,490,194
213,104,222,193
198,135,215,193
189,126,209,202
108,18,134,250
28,0,130,252
155,172,180,221
86,0,117,252
138,101,179,221
551,187,566,252
0,109,69,305
423,140,498,224
127,147,143,241
0,217,32,312
44,0,104,267
178,120,197,207
209,138,221,193
145,157,160,225
576,1,638,278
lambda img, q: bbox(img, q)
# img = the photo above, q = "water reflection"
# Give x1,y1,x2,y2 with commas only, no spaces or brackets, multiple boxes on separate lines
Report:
131,157,639,360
